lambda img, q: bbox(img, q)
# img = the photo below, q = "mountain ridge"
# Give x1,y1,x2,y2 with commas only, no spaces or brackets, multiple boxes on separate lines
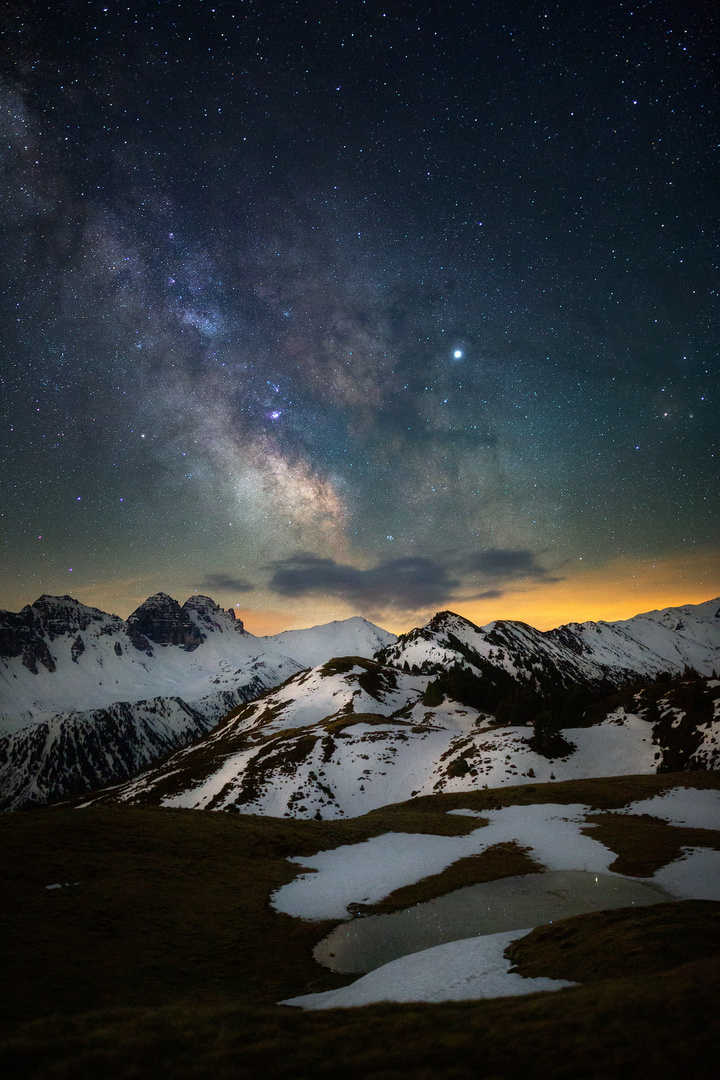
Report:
77,596,720,819
0,592,394,809
0,592,394,730
1,593,718,812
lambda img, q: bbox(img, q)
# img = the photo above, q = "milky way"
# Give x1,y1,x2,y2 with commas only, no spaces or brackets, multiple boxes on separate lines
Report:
1,1,717,629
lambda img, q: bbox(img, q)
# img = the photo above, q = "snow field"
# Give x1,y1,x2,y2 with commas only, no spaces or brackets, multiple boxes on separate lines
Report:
612,786,720,830
281,928,576,1009
262,617,396,669
276,785,720,1009
273,803,632,920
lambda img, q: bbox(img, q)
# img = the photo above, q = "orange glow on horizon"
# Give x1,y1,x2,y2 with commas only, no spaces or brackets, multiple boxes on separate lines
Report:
446,549,720,632
13,548,719,638
231,607,307,636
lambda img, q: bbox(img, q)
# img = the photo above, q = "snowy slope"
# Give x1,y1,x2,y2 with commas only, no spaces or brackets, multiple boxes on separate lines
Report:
0,594,394,733
261,616,396,669
0,592,395,808
380,599,720,686
85,695,659,817
0,594,302,733
83,598,720,819
3,593,719,812
0,689,252,811
84,660,719,819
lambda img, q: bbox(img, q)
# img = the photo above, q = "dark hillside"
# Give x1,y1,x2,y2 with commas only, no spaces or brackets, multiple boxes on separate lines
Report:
1,773,719,1078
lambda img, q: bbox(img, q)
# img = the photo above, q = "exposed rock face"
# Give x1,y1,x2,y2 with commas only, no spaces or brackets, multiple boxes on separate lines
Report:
0,595,124,673
126,593,204,650
21,641,56,675
70,635,85,663
225,607,244,629
0,685,267,811
30,595,97,639
183,595,245,635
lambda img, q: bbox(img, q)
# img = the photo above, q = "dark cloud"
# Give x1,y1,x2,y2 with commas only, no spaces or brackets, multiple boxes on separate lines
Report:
268,553,459,612
267,548,563,614
197,572,254,593
463,549,558,582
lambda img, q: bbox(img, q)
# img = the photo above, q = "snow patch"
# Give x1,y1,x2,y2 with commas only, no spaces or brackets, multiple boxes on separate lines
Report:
613,787,720,830
652,847,720,900
273,791,720,922
281,928,575,1009
272,803,618,920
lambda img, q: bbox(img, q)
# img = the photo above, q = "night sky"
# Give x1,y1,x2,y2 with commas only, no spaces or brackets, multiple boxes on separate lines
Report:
1,0,717,633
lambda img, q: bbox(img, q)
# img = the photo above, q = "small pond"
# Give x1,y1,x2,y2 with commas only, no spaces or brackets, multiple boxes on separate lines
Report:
314,871,673,973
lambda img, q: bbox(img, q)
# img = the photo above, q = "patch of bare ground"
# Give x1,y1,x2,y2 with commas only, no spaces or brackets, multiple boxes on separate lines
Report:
580,813,720,876
1,956,719,1079
505,899,720,982
382,769,720,818
0,807,355,1028
347,841,543,916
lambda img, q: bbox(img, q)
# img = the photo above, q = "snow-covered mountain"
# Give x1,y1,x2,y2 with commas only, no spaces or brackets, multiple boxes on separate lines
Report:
0,593,297,733
83,599,720,820
379,599,720,686
0,592,395,809
263,616,396,669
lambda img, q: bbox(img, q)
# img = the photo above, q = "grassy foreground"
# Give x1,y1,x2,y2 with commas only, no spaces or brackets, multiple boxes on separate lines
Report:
1,957,719,1080
1,772,719,1077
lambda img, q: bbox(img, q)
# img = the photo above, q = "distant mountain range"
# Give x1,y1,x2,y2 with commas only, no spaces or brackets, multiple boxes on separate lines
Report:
0,592,394,809
80,597,720,818
1,592,718,812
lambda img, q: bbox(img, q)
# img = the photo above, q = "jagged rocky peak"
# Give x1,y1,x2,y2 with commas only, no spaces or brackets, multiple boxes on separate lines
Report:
126,592,204,650
424,609,482,635
0,595,123,672
27,595,117,639
28,594,91,637
383,611,479,653
182,595,245,634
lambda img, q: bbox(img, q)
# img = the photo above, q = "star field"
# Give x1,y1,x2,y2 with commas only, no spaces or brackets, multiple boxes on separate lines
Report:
0,0,717,630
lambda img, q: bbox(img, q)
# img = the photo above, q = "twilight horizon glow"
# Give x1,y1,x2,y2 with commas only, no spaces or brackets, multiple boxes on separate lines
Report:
1,1,717,635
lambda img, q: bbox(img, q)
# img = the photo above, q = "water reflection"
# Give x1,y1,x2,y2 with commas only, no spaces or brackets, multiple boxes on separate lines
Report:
315,871,672,973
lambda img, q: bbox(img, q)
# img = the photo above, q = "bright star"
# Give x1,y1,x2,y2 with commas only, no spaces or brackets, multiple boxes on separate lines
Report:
453,350,463,359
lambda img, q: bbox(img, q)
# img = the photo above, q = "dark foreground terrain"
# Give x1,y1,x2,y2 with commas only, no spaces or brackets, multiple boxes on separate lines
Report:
2,772,719,1079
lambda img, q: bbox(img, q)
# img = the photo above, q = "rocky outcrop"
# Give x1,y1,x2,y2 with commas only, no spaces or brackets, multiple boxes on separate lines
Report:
21,640,56,675
125,593,204,650
70,635,85,663
0,604,51,665
30,595,98,639
183,595,245,635
0,595,122,673
226,607,244,629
